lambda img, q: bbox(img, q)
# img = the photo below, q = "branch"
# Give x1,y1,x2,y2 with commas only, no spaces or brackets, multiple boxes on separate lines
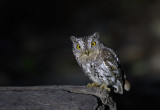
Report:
0,85,116,110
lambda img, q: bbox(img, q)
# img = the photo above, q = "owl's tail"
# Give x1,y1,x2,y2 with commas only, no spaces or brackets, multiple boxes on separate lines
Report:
124,79,130,91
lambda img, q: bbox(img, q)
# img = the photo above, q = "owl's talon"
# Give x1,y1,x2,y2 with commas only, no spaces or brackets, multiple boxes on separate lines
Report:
87,82,100,89
100,83,110,93
91,82,100,88
86,83,91,88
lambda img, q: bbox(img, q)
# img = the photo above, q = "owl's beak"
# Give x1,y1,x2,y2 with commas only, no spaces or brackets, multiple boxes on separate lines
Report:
85,50,89,55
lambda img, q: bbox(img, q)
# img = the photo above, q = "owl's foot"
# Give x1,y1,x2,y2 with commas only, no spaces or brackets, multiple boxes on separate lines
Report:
100,83,111,93
86,82,100,89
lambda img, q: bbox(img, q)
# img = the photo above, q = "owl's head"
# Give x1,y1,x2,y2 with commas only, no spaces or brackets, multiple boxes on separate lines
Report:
70,32,102,62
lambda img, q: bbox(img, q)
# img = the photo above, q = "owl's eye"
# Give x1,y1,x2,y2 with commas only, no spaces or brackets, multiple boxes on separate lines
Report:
91,42,96,46
76,45,81,49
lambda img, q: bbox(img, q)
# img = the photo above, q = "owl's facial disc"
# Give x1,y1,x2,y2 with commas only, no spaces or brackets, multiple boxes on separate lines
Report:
70,33,100,61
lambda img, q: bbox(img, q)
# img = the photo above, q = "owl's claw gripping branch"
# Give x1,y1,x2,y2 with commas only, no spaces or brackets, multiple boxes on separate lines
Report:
86,82,100,88
100,83,111,93
86,83,91,88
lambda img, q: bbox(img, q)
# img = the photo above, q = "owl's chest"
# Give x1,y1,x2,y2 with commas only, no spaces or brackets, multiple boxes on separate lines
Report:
83,61,110,74
82,61,111,83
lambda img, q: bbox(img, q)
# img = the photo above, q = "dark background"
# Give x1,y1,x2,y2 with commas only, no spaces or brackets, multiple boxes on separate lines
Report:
0,0,160,110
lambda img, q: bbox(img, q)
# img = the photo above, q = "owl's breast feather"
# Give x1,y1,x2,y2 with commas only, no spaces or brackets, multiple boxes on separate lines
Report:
81,61,112,83
85,63,92,73
95,62,112,76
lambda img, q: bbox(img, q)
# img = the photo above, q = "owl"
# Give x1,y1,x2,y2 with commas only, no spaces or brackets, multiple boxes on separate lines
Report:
70,32,130,94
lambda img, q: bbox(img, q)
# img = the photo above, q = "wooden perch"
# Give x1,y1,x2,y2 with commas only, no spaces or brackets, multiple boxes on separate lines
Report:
0,85,116,110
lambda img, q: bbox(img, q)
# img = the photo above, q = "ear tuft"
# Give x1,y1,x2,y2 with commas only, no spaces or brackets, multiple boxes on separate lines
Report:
70,36,76,42
93,32,100,39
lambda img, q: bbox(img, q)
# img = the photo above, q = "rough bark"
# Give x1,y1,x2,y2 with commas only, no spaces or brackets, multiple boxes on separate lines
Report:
0,85,116,110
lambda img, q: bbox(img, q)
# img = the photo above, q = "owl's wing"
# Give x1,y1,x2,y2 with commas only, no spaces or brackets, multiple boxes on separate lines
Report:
102,46,124,79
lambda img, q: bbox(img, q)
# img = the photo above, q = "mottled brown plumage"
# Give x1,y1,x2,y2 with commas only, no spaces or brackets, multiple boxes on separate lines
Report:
70,32,130,94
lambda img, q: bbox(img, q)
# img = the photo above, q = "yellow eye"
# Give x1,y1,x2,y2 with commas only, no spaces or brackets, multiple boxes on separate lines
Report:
76,45,81,49
91,42,96,46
